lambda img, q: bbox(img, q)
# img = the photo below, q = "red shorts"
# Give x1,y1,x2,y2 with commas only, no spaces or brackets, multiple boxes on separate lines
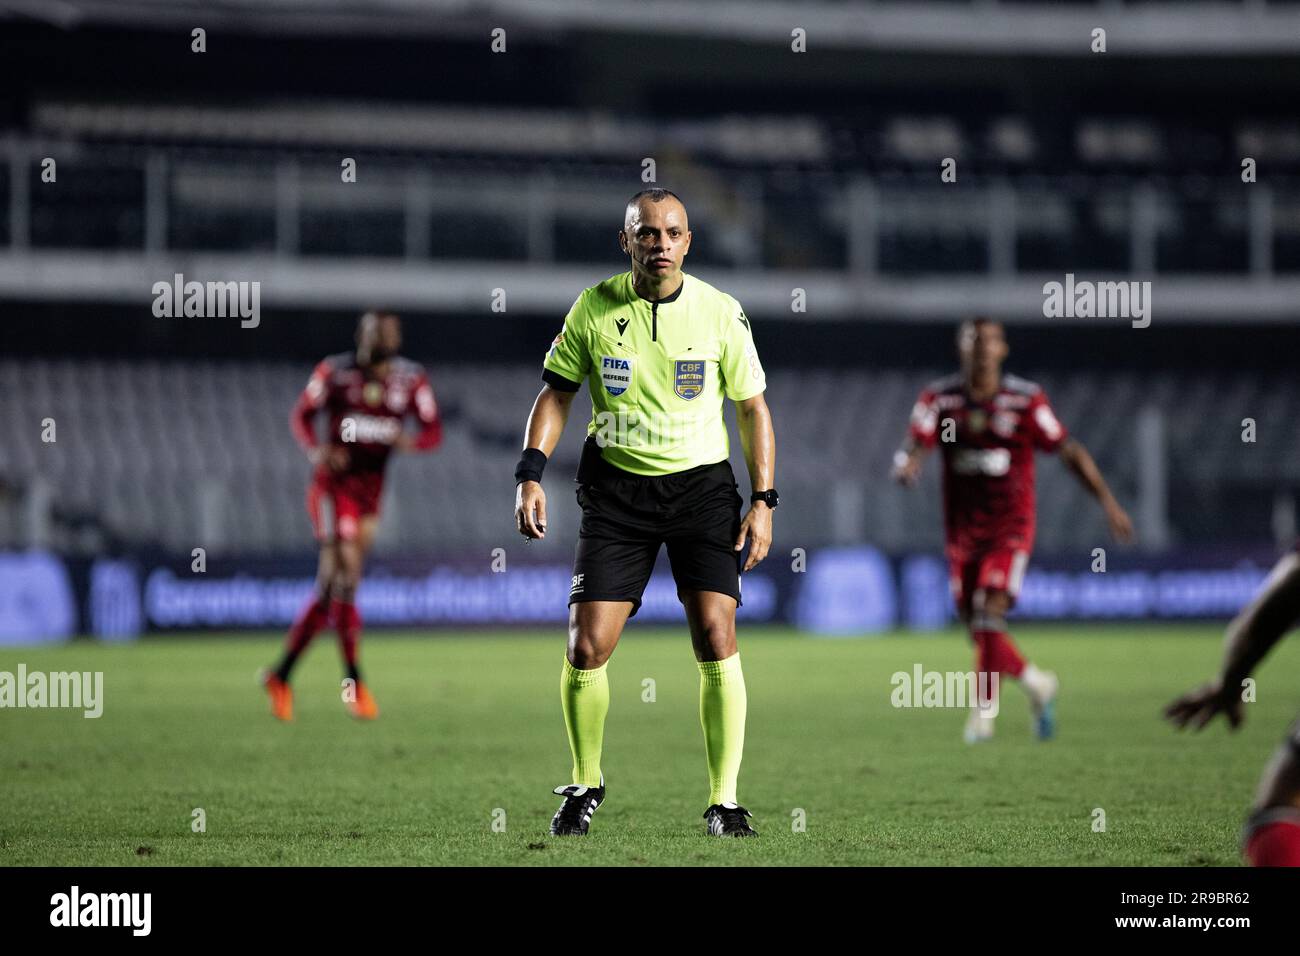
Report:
307,472,383,543
947,543,1030,616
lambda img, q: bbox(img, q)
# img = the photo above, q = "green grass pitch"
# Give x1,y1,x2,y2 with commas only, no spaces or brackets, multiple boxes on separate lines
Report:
1,624,1297,866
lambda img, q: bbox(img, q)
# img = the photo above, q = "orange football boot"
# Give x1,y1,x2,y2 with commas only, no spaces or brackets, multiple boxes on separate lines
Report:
261,671,293,721
347,682,379,720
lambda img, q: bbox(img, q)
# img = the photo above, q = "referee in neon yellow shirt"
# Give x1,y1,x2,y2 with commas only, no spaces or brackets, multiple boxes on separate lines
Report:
514,188,778,838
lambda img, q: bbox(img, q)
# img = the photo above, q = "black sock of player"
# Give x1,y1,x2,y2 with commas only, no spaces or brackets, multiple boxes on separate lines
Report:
346,664,361,684
274,651,301,682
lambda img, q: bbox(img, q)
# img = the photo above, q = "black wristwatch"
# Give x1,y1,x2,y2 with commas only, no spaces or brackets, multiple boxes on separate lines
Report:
751,489,780,509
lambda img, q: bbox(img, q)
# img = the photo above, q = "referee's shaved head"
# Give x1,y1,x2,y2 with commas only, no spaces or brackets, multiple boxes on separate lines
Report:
620,188,692,290
624,188,685,231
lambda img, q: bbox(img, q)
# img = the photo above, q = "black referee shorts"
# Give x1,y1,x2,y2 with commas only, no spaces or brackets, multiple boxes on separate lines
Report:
569,452,745,617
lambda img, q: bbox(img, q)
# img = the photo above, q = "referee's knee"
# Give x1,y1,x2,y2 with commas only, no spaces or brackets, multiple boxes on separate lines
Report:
688,611,737,659
567,606,617,669
566,634,611,669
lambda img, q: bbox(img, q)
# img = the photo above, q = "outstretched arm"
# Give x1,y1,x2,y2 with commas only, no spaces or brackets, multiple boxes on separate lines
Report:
1166,552,1300,731
734,392,775,571
1059,437,1134,543
514,385,578,540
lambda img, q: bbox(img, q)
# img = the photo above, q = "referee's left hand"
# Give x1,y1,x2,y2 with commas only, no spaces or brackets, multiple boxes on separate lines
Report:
515,480,548,540
735,504,772,571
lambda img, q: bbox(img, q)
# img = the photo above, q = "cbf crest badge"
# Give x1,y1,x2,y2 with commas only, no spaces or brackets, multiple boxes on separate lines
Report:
673,360,705,400
600,355,633,396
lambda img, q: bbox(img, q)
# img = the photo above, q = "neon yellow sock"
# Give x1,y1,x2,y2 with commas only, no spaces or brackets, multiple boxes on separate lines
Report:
560,657,608,788
698,653,747,806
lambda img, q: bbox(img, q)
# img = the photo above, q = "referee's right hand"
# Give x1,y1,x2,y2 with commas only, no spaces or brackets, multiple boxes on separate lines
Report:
515,480,548,539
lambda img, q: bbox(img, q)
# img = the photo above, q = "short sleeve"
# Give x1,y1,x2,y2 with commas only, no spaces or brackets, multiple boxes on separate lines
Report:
909,389,940,449
542,293,591,389
412,370,439,424
1027,391,1068,452
719,299,765,402
302,359,332,409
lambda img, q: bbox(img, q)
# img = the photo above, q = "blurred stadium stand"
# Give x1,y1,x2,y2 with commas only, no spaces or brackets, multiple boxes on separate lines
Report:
5,1,1300,317
4,357,1297,555
8,102,1300,278
10,0,1300,54
1,2,1298,569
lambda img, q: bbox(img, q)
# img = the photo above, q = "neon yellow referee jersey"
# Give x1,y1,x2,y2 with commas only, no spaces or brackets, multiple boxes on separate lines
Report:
542,271,766,476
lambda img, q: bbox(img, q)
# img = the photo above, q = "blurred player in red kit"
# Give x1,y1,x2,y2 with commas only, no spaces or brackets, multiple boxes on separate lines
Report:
892,318,1133,742
261,311,442,721
1166,551,1300,866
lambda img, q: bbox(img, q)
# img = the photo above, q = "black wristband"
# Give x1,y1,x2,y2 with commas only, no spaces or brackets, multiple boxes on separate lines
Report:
515,447,548,485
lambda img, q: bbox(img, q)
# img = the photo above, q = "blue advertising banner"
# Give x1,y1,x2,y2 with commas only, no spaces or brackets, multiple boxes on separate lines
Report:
0,550,77,644
0,545,1284,642
135,553,786,631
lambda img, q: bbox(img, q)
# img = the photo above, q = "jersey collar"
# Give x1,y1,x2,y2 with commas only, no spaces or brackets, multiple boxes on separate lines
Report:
963,374,1002,404
627,271,685,305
